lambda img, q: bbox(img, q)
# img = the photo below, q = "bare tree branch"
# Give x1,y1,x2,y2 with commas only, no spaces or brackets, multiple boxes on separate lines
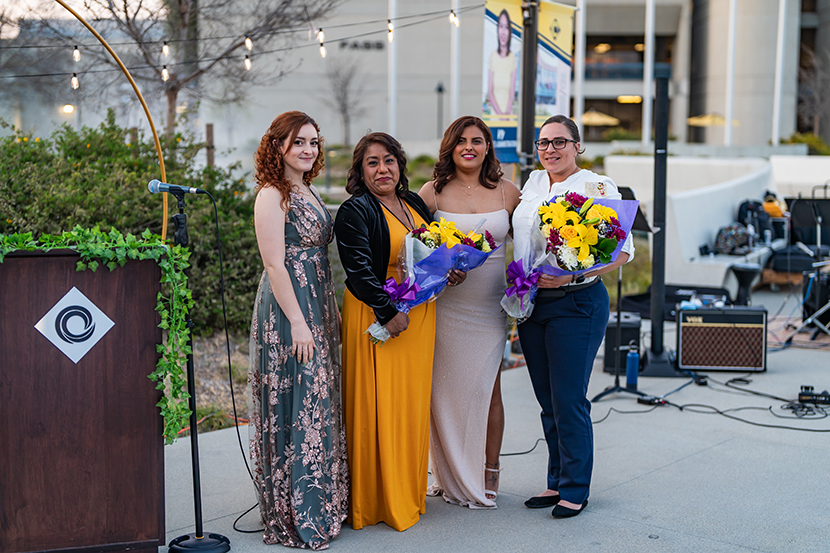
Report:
322,57,369,147
798,45,830,135
20,0,343,135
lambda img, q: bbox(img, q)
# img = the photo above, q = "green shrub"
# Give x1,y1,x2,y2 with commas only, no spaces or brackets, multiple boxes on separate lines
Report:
782,132,830,155
603,127,641,142
0,110,257,336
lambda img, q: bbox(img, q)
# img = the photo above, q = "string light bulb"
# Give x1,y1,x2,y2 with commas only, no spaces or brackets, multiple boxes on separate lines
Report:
319,42,327,58
71,73,79,90
162,41,169,57
245,36,253,50
72,45,80,62
387,20,394,42
244,55,252,70
449,11,460,27
162,65,169,82
317,28,325,43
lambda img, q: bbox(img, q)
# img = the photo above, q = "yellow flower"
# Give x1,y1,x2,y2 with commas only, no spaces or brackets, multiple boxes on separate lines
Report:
465,230,482,243
559,225,578,241
587,204,618,223
566,223,599,261
35,137,39,141
539,202,567,228
23,137,28,142
86,143,91,148
6,218,11,224
429,217,463,247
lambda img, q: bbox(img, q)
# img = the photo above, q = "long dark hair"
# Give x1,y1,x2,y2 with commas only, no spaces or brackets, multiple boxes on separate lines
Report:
346,132,410,197
432,116,503,194
497,9,511,56
254,111,325,209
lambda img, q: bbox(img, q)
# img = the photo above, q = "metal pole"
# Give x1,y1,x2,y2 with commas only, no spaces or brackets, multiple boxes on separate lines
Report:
436,81,445,138
651,76,669,354
771,0,786,146
724,0,737,146
519,1,539,187
642,0,655,146
388,0,398,136
450,0,460,121
573,0,585,139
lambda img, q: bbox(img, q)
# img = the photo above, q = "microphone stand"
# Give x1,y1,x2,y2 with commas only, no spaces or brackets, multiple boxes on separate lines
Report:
167,191,231,553
592,266,647,403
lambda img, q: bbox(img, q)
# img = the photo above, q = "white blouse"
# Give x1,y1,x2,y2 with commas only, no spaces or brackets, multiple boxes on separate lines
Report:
513,169,635,282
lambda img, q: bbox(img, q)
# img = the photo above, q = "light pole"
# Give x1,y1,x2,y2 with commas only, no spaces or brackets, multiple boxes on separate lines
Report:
436,81,445,138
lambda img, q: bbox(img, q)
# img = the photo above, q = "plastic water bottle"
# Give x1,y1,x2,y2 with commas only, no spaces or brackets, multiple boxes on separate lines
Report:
626,342,639,390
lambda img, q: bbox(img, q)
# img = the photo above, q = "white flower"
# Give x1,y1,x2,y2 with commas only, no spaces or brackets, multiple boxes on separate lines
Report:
557,246,579,271
580,254,596,269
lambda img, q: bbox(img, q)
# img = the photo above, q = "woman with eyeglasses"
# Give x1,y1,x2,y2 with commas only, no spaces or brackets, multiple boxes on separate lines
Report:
513,115,634,519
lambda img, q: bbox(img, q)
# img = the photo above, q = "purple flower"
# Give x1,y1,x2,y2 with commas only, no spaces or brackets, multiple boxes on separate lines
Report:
611,226,627,241
565,192,588,209
484,230,497,250
547,227,563,253
461,237,477,247
411,225,428,236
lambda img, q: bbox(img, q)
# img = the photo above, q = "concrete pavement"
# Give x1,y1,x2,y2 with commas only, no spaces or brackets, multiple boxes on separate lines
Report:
163,288,830,552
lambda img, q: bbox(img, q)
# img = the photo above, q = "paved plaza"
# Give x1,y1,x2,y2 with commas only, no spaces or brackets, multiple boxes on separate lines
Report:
164,289,830,553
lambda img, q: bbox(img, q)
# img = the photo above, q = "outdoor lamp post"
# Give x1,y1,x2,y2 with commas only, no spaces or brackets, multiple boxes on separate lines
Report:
436,81,445,138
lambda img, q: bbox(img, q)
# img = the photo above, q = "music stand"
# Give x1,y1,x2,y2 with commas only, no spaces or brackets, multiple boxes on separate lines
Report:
592,187,652,403
785,186,830,342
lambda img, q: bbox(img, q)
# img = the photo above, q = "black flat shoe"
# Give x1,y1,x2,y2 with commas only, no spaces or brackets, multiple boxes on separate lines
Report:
552,499,588,518
524,494,560,509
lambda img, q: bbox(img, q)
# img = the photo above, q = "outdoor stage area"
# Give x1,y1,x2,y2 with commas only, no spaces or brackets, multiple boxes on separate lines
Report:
163,287,829,552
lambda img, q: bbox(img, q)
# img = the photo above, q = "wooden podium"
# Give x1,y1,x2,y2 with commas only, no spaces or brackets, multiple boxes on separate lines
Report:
0,250,165,553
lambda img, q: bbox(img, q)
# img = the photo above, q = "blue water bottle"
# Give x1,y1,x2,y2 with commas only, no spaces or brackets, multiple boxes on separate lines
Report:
626,341,639,390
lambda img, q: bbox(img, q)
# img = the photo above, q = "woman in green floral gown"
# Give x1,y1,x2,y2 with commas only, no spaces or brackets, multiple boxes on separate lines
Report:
248,111,348,550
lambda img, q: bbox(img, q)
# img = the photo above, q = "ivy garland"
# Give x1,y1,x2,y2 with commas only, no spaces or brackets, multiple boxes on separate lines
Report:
0,226,192,444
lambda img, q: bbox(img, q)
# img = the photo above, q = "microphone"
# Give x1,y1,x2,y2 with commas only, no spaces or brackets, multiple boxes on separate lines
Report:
147,179,206,195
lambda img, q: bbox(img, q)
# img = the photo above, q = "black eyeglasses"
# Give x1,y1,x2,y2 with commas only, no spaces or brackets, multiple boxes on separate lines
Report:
534,138,577,151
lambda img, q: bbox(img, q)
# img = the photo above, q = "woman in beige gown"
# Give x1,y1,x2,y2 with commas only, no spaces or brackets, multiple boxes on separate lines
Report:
419,116,521,508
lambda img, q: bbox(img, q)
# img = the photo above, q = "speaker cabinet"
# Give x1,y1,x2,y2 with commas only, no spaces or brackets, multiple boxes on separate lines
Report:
604,312,641,373
802,272,830,327
676,307,767,372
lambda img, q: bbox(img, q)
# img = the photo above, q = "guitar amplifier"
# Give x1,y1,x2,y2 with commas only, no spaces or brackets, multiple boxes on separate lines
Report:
676,307,767,372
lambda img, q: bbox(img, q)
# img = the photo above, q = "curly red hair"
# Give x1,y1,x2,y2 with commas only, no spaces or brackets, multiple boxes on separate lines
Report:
254,111,325,209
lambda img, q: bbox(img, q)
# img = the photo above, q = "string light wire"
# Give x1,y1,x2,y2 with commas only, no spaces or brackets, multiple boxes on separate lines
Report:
0,5,482,81
0,4,483,51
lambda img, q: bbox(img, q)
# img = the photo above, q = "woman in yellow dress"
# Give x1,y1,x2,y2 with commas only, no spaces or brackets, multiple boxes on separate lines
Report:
334,132,464,531
487,9,518,115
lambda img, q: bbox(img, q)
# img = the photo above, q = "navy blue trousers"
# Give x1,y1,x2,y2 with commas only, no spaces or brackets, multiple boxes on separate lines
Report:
518,281,609,504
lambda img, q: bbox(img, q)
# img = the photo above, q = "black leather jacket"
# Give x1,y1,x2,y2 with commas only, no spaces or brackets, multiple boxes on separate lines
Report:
334,191,433,326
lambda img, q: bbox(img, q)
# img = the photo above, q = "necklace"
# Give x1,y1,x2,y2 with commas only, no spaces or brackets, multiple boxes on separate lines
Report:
378,195,415,231
458,179,479,196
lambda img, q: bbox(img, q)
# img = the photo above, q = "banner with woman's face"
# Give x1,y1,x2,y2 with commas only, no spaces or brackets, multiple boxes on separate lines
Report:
481,0,575,163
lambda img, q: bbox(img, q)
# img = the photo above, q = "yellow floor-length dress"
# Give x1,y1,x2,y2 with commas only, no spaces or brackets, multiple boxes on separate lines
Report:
341,206,436,532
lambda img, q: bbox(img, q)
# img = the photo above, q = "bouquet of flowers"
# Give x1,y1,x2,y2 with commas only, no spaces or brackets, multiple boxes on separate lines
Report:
366,217,499,344
538,192,630,273
501,192,639,320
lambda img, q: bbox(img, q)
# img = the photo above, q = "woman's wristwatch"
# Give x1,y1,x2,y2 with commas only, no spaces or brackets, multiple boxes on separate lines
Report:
571,273,586,284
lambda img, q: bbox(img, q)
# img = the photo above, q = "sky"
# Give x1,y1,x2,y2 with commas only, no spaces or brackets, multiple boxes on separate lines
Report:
1,0,164,39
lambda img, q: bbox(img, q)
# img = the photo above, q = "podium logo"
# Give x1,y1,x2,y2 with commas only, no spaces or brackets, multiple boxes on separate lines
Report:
35,287,114,364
